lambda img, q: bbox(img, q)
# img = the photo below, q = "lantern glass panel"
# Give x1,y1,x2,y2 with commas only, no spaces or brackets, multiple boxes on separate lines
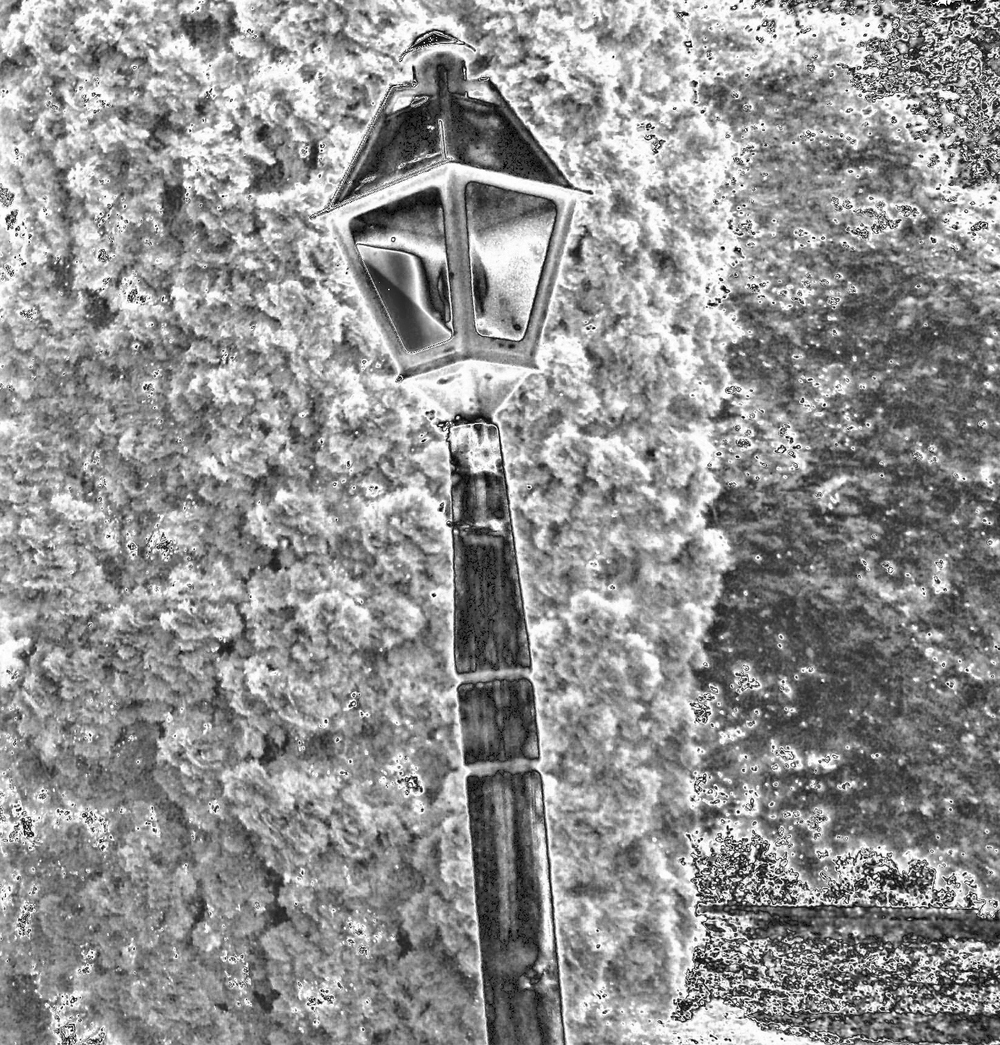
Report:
465,183,556,342
350,188,453,354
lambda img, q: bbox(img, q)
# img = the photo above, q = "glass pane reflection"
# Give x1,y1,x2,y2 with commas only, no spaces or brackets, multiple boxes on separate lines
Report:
465,184,556,342
350,188,453,354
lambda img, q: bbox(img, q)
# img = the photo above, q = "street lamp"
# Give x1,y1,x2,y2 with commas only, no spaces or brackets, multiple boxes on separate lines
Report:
316,27,587,422
316,28,587,1045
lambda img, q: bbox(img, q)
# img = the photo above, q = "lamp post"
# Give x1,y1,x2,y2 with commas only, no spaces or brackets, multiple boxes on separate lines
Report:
316,29,587,1045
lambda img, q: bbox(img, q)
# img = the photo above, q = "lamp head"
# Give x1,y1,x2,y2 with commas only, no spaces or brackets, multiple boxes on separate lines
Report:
316,29,589,421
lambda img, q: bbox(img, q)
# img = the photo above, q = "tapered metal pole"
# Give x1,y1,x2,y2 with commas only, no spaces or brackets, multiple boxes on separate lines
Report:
447,420,567,1045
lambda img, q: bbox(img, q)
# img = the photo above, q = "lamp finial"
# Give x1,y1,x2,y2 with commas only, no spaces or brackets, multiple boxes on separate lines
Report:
398,28,475,63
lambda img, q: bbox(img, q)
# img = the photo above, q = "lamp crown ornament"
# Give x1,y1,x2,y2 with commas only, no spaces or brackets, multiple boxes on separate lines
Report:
316,28,588,422
398,27,475,61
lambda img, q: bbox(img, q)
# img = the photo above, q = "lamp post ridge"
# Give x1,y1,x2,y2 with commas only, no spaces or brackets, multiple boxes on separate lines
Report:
321,29,588,1045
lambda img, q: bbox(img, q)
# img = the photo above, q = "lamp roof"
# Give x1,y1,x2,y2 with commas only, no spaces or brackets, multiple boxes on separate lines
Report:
317,30,580,214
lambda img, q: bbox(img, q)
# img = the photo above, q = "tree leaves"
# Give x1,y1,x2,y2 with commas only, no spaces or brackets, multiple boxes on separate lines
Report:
0,1,732,1042
690,2,1000,892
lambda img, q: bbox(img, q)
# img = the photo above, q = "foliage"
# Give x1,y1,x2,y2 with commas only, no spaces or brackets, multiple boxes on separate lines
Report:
0,1,732,1043
689,827,992,911
815,846,985,909
757,0,1000,190
690,827,812,906
687,1,1000,889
